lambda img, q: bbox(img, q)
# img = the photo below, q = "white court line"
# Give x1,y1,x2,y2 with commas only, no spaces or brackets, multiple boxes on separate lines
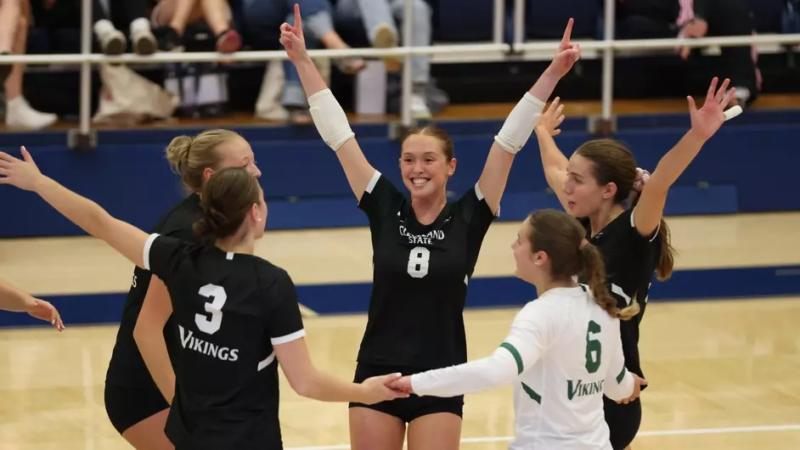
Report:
285,424,800,450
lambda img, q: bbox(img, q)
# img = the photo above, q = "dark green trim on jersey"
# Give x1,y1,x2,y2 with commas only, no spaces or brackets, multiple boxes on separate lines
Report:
521,382,541,404
500,342,524,374
616,366,627,384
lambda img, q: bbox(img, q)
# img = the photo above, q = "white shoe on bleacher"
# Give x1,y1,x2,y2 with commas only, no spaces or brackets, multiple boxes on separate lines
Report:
5,97,57,130
410,93,432,120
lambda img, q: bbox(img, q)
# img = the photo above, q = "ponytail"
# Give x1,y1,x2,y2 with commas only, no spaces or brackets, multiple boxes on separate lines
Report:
655,218,674,281
580,242,640,321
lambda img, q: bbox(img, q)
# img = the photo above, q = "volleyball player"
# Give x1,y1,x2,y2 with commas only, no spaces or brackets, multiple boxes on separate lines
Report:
533,77,736,449
0,148,407,449
99,129,261,449
390,209,647,449
281,5,581,449
0,277,64,331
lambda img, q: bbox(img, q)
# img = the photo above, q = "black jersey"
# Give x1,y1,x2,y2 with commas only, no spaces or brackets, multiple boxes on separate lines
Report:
357,172,495,369
582,209,661,379
106,194,201,388
144,234,305,450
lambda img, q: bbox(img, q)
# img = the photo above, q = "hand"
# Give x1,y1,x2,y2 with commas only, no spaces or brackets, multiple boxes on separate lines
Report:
360,373,410,404
387,375,413,394
27,298,65,332
619,374,648,405
0,146,45,192
279,4,309,64
678,18,708,60
632,167,650,193
535,97,566,137
687,77,735,142
547,18,581,79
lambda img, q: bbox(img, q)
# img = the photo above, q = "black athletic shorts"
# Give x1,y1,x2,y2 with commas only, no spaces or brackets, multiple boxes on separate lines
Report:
604,395,642,450
104,382,169,434
349,362,463,423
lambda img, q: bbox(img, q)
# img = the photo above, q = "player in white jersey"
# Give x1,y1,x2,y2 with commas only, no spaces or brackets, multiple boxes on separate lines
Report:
390,210,647,449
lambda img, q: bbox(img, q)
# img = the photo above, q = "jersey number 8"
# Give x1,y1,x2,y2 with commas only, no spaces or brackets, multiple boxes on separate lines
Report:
196,283,227,335
407,246,430,279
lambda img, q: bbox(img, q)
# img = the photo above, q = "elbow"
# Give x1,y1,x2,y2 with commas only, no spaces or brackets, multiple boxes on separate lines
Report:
287,372,316,398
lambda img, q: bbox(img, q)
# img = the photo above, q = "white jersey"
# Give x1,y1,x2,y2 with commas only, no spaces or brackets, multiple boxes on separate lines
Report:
412,286,633,450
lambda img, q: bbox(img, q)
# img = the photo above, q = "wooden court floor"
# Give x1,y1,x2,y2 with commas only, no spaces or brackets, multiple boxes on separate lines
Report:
1,212,799,449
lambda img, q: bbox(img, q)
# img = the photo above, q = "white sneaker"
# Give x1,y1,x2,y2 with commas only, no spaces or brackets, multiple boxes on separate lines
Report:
5,97,58,130
131,28,157,55
410,93,432,120
94,19,126,55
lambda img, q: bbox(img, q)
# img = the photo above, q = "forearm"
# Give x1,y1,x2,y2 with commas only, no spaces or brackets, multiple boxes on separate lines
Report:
0,280,36,312
134,328,176,402
298,368,366,403
293,56,328,98
529,69,562,104
34,176,112,241
412,349,518,397
534,129,569,190
649,130,706,192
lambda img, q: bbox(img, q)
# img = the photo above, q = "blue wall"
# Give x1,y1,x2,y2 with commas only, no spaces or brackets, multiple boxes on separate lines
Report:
0,112,798,237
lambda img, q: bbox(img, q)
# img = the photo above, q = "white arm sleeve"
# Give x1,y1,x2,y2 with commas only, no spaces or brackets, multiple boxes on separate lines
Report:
308,89,355,151
494,92,546,154
411,348,519,397
603,324,634,401
412,301,555,397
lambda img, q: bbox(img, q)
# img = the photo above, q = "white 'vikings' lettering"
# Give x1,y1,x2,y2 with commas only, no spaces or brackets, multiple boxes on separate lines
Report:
179,325,240,362
398,225,445,245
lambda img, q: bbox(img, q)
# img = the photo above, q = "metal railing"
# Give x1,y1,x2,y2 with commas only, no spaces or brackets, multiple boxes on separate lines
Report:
0,0,798,148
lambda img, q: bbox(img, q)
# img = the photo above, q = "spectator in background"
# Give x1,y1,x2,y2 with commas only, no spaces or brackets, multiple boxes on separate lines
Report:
235,0,365,124
333,0,436,119
615,0,759,105
1,0,58,129
92,0,157,55
151,0,242,53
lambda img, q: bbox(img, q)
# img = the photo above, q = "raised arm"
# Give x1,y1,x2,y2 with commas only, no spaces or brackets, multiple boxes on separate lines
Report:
633,77,735,236
0,147,149,268
134,276,175,403
274,337,407,404
479,18,580,214
280,4,375,202
533,97,570,210
0,277,64,331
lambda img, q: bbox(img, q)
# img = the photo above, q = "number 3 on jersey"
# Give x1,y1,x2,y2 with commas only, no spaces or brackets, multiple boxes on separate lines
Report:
585,320,602,373
196,284,227,335
407,246,430,279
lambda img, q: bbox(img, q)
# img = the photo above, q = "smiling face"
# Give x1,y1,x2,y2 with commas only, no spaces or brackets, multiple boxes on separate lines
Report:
399,133,456,201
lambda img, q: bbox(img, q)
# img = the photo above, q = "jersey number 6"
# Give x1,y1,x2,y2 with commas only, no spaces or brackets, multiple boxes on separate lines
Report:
196,283,227,335
407,246,430,279
585,320,602,374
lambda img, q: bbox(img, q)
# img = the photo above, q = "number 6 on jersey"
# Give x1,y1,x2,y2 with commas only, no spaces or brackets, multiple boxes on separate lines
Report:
407,246,430,279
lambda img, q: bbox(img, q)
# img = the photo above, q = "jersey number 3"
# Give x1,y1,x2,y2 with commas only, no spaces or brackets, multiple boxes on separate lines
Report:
196,283,227,335
407,246,430,279
585,320,602,374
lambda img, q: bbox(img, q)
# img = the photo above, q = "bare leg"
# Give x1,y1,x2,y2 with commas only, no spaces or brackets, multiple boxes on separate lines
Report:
0,0,21,52
406,413,461,450
198,0,232,35
120,408,174,450
349,407,405,450
4,6,27,100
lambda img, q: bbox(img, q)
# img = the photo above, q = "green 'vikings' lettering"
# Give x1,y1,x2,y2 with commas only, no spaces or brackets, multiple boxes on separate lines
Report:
567,379,605,400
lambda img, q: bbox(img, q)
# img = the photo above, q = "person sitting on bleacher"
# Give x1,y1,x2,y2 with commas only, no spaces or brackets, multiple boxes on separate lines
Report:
151,0,242,53
0,0,57,130
92,0,158,56
333,0,436,119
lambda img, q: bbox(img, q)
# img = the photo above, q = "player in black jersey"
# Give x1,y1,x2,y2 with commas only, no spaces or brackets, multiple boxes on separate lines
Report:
0,152,407,449
0,277,64,331
102,129,262,449
533,77,737,449
281,5,580,449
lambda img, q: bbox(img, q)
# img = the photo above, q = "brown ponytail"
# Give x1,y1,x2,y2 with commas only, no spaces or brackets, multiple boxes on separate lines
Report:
528,209,639,321
655,219,675,280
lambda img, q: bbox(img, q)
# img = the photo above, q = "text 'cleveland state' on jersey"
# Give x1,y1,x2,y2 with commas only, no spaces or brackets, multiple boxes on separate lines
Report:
143,234,305,450
582,208,661,379
357,171,495,369
106,194,201,388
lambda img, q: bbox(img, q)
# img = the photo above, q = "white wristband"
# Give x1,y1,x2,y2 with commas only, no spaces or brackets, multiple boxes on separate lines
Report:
494,92,546,154
308,89,355,151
